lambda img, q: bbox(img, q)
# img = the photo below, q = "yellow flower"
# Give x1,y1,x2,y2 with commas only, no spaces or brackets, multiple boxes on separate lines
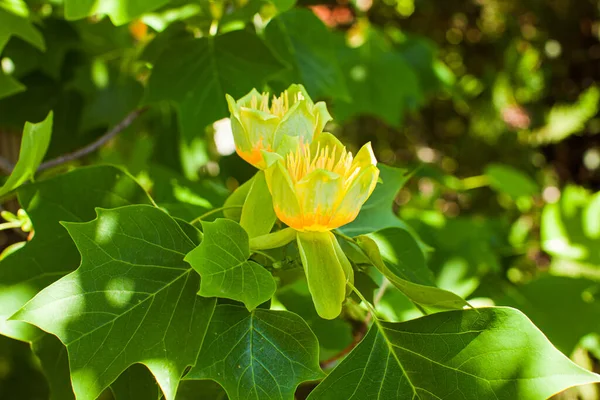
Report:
226,84,332,169
265,132,379,232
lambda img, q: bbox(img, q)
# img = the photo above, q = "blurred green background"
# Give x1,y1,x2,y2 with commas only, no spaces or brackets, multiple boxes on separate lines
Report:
1,0,600,398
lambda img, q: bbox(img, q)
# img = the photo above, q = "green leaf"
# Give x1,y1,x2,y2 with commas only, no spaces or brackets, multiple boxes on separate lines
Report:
530,86,600,145
335,28,422,126
186,304,324,400
111,364,160,400
357,232,469,311
0,165,153,341
240,170,276,238
185,218,276,311
0,70,25,99
476,274,600,356
64,0,170,25
145,30,285,178
340,165,412,236
264,8,348,100
0,7,44,52
308,307,600,400
0,111,52,197
484,163,539,199
364,227,434,286
541,185,600,264
13,205,217,400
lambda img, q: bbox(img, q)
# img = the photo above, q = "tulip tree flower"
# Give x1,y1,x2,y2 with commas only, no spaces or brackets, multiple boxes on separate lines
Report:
256,132,380,319
226,84,332,170
224,85,332,239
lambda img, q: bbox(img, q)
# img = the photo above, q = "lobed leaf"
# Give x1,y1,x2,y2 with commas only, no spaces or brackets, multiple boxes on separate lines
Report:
14,205,216,400
185,218,276,311
308,307,600,400
186,304,323,400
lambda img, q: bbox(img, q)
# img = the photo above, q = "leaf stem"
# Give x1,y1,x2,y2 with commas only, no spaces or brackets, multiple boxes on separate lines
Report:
333,230,357,244
347,281,378,318
251,249,277,263
190,205,243,226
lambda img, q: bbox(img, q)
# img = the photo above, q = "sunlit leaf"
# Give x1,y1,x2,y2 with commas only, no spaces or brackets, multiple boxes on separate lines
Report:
0,165,153,341
14,205,217,400
185,218,276,311
186,304,323,400
308,307,600,400
477,274,600,355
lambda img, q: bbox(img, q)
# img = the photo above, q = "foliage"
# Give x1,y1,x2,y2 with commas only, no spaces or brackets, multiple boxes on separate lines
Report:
1,1,600,400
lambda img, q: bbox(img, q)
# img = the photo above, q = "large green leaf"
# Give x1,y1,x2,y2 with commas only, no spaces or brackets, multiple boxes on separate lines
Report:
186,304,323,400
308,307,599,400
0,111,52,197
145,30,285,178
476,274,600,356
357,231,468,311
0,165,153,341
335,28,422,126
14,205,217,400
64,0,170,25
264,8,348,100
185,218,276,311
340,165,412,236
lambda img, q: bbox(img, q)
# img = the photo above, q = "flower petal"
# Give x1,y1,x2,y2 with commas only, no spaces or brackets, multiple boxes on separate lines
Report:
295,168,343,231
239,107,280,142
297,231,347,320
234,88,262,109
274,100,316,146
286,84,313,105
265,161,303,230
328,165,380,229
312,101,332,137
351,142,377,170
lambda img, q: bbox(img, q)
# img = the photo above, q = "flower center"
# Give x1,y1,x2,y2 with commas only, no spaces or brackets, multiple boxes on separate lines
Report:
285,142,361,186
249,90,305,118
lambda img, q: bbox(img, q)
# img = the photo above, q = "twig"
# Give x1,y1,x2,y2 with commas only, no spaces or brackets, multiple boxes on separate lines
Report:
37,107,148,172
1,107,149,176
319,320,368,370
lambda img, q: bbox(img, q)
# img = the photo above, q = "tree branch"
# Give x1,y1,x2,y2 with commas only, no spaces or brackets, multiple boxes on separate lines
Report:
0,107,148,176
38,107,148,172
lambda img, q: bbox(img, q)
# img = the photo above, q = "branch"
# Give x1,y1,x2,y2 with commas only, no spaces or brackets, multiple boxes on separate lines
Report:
38,107,148,172
0,107,148,176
